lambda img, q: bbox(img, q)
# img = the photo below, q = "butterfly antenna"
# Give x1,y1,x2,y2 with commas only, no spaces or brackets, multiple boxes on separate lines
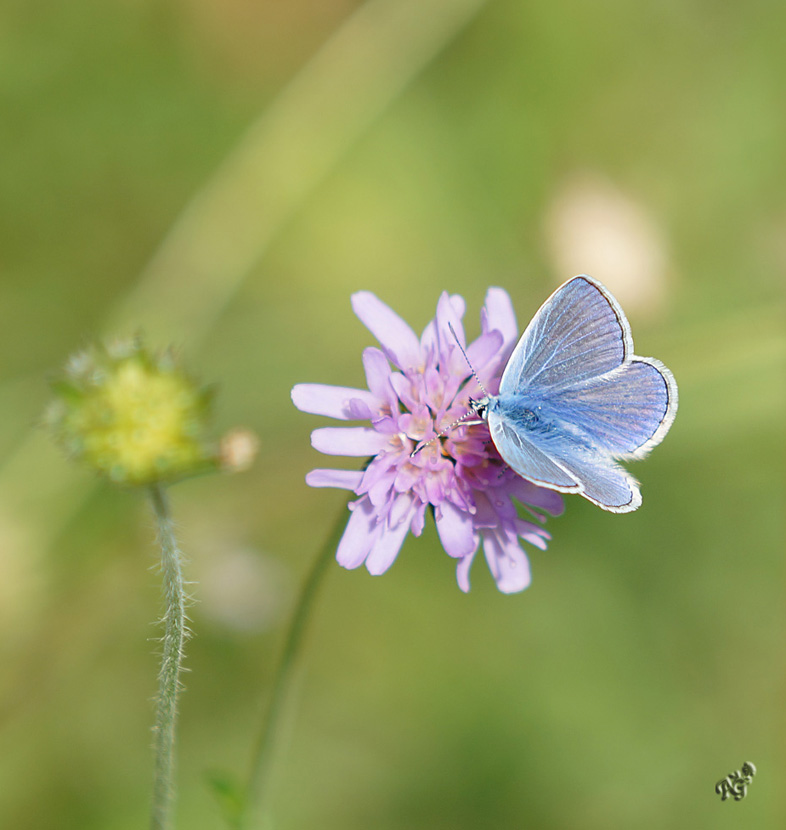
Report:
447,322,489,397
410,324,488,458
410,409,476,457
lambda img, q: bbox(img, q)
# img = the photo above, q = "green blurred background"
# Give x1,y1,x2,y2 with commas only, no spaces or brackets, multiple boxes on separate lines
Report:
1,0,783,827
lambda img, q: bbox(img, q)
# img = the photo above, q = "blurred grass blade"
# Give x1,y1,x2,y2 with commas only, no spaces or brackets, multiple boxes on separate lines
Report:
107,0,490,344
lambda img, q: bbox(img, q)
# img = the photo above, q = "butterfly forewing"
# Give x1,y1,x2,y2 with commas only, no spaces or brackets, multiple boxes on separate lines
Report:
500,277,631,395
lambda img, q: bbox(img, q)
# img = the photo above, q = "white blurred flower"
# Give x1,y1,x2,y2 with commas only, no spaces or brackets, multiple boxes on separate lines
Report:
544,172,670,317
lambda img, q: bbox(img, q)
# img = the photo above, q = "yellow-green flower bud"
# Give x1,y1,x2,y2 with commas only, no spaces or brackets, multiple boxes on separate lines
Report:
48,339,219,486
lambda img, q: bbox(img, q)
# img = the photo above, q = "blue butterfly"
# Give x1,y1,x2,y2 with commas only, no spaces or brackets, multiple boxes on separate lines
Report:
469,275,678,512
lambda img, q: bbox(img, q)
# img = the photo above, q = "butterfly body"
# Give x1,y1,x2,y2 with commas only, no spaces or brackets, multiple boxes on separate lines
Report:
469,276,678,513
477,394,585,447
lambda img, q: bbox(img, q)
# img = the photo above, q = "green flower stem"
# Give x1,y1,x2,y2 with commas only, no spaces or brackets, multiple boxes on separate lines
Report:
240,497,350,828
149,485,188,830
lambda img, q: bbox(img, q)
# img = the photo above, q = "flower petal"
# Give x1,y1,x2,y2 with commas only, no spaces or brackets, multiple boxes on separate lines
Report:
369,470,397,507
389,372,420,412
421,295,464,352
436,500,476,558
362,347,397,407
336,497,380,569
456,550,477,593
365,497,415,575
419,318,438,358
516,518,550,550
388,491,412,526
449,294,466,319
511,478,565,517
305,469,364,490
465,330,504,378
292,384,377,420
311,427,388,456
357,456,393,493
482,530,532,594
436,290,466,347
436,291,477,382
352,292,422,371
482,287,518,350
471,489,501,528
410,500,427,536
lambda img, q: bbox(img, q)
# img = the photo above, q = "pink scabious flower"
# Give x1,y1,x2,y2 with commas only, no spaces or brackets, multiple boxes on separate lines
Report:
291,289,564,593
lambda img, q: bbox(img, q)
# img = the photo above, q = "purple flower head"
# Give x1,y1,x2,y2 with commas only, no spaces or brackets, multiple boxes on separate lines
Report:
291,289,564,593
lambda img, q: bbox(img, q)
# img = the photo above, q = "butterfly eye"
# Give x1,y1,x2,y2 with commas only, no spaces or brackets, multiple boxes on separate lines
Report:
469,397,488,419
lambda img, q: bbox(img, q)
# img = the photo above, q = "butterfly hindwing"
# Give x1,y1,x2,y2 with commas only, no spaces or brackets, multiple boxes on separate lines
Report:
547,449,641,512
487,412,580,491
543,357,677,458
489,400,643,511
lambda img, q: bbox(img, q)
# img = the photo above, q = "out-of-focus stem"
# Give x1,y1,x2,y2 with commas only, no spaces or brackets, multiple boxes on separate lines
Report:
149,485,187,830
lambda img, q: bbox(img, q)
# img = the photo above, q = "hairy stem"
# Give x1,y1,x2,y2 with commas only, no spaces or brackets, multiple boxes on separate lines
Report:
240,497,350,828
149,485,188,830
